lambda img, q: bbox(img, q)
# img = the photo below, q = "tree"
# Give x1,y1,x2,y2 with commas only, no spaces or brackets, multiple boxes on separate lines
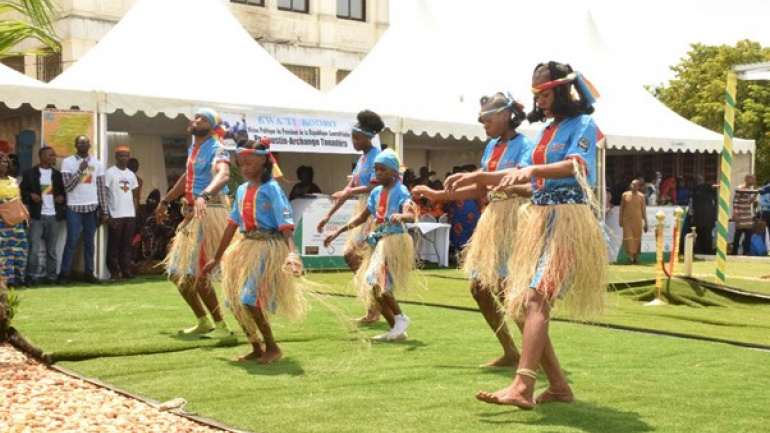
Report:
0,0,60,55
654,40,770,183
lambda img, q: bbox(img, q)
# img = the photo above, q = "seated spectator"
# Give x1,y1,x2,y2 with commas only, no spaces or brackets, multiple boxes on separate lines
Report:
289,165,322,200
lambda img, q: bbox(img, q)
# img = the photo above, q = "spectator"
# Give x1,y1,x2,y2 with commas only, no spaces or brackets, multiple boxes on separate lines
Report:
127,157,143,204
59,135,108,284
691,174,717,254
659,175,677,205
619,179,648,264
731,174,758,255
105,146,139,279
288,165,322,200
0,152,27,288
644,172,659,206
676,176,692,207
760,178,770,240
20,147,66,286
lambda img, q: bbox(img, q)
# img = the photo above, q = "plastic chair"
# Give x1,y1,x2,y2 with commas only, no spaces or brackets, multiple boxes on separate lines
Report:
438,213,449,224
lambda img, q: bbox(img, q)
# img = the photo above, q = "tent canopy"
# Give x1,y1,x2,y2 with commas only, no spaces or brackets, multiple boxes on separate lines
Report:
0,63,91,110
329,0,754,154
50,0,328,118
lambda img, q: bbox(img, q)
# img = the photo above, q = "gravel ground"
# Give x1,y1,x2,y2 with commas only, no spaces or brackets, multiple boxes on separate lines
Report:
0,343,227,433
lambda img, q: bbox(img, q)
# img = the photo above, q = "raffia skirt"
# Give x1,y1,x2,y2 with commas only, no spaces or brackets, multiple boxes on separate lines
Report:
162,200,230,291
355,232,415,308
504,203,607,321
461,196,526,292
219,234,306,339
342,196,373,259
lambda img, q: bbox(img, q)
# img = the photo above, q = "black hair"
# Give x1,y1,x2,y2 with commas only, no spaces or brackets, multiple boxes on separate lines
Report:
38,146,55,158
356,109,385,135
527,61,595,123
296,165,314,179
478,92,526,129
239,139,273,184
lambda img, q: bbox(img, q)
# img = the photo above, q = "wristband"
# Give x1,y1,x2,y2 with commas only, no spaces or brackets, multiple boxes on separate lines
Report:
344,187,353,195
160,199,170,207
199,191,212,202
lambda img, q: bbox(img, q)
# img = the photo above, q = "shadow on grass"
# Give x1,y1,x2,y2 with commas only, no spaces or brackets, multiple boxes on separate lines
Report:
372,338,428,352
477,400,652,433
221,356,305,377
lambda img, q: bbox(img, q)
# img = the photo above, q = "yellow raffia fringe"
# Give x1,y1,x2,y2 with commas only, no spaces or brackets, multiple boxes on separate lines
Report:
355,232,415,307
504,160,608,321
343,196,373,259
162,202,231,291
219,236,307,340
461,197,526,292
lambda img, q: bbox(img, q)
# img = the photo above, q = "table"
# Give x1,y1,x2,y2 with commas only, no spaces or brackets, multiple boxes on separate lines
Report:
407,222,451,267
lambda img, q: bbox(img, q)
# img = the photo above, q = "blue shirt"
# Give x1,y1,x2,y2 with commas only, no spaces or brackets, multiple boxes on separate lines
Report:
228,180,294,233
366,180,412,235
760,184,770,212
524,114,601,192
185,137,230,203
480,134,534,172
352,146,381,188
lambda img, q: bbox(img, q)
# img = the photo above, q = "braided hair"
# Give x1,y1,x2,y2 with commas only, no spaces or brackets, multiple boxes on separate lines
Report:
239,139,274,184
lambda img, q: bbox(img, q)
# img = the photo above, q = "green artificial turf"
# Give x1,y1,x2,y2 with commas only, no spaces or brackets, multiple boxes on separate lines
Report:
11,259,770,433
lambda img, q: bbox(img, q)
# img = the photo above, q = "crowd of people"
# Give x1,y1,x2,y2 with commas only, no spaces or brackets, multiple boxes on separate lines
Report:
612,171,770,258
0,138,147,288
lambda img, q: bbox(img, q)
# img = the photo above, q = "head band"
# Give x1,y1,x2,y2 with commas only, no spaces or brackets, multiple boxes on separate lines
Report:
478,92,524,118
236,136,283,179
352,126,376,137
115,145,131,154
373,149,402,173
531,72,600,108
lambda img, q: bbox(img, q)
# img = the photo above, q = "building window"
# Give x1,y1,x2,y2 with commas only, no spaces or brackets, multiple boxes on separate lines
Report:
231,0,264,5
337,0,365,21
336,69,351,84
277,0,307,13
0,56,25,74
284,64,319,89
36,51,62,83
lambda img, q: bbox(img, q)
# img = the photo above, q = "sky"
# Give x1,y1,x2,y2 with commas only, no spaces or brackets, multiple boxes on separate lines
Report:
589,0,770,86
396,0,770,88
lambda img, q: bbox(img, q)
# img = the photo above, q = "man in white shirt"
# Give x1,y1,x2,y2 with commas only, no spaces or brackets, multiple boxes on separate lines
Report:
59,135,108,284
20,147,66,286
105,146,139,279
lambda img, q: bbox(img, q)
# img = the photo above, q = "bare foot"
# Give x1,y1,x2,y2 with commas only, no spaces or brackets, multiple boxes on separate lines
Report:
357,312,381,325
535,388,574,405
233,351,262,362
258,350,283,364
475,387,535,410
479,353,520,368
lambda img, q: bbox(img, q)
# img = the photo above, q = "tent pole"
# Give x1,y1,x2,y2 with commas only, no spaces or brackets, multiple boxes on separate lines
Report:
96,110,109,279
599,139,607,223
715,72,737,285
394,118,404,162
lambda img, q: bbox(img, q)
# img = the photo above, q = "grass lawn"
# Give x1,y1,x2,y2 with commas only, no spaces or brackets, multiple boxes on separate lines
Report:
11,258,770,433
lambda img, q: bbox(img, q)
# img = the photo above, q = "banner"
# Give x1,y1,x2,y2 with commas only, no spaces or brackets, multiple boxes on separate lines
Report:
291,196,358,269
41,109,96,158
221,112,379,154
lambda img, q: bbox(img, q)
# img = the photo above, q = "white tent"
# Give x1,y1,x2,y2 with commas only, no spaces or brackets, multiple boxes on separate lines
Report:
328,0,755,166
50,0,328,118
0,62,91,110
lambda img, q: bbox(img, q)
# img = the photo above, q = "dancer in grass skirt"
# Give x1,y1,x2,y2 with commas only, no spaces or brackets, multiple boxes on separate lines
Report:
202,138,305,364
413,92,534,367
324,150,416,341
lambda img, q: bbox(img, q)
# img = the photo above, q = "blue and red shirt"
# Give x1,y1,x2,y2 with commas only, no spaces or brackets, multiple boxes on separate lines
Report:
228,180,294,233
523,114,602,192
366,180,412,235
351,147,381,189
480,134,534,172
185,137,230,204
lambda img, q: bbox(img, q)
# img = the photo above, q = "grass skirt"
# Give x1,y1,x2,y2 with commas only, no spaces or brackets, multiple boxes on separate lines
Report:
504,203,607,321
355,232,414,307
162,202,230,291
461,197,525,292
343,196,373,259
219,236,306,339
